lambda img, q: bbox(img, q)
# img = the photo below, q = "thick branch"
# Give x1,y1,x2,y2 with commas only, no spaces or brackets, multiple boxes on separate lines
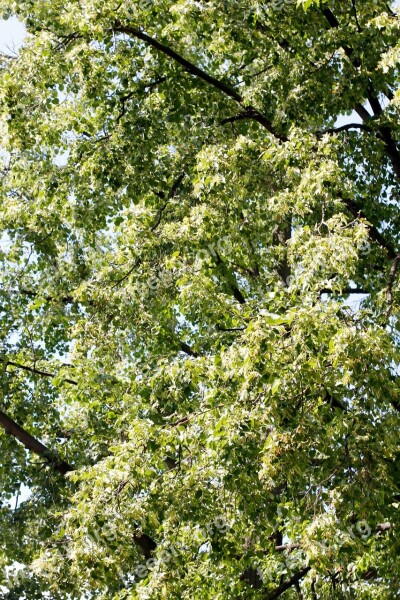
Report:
0,409,73,474
354,103,373,122
368,93,383,117
367,93,400,181
264,567,311,600
322,8,359,64
180,342,200,357
216,325,246,332
134,532,157,559
0,403,158,557
113,23,286,141
0,405,160,558
322,8,400,181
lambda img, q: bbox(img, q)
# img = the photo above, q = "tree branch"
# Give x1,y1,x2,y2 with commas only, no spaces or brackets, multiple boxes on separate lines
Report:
116,77,167,124
351,0,362,32
133,532,157,559
377,125,400,182
322,8,359,63
322,8,400,181
275,543,301,552
319,287,368,296
0,409,73,474
216,325,246,332
340,195,397,260
112,23,286,141
111,257,142,288
113,174,185,282
317,123,371,136
180,342,200,357
3,359,78,386
13,288,76,305
386,253,400,317
264,567,311,600
214,251,246,304
354,103,373,121
0,409,158,557
220,110,260,127
151,173,185,232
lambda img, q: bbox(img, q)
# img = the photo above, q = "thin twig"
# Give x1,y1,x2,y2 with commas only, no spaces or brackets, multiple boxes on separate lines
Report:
4,359,78,385
151,173,185,232
111,257,141,289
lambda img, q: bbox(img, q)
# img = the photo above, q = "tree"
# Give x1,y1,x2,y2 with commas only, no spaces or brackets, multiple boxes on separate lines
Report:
0,0,399,597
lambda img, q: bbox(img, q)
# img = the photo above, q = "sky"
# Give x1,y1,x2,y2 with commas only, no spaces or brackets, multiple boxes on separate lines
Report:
0,16,26,53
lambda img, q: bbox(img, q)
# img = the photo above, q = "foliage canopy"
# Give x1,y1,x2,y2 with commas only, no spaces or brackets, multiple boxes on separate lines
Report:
0,0,400,598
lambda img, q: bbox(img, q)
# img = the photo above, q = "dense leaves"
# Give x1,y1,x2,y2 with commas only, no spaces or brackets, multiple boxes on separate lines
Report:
0,0,400,598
